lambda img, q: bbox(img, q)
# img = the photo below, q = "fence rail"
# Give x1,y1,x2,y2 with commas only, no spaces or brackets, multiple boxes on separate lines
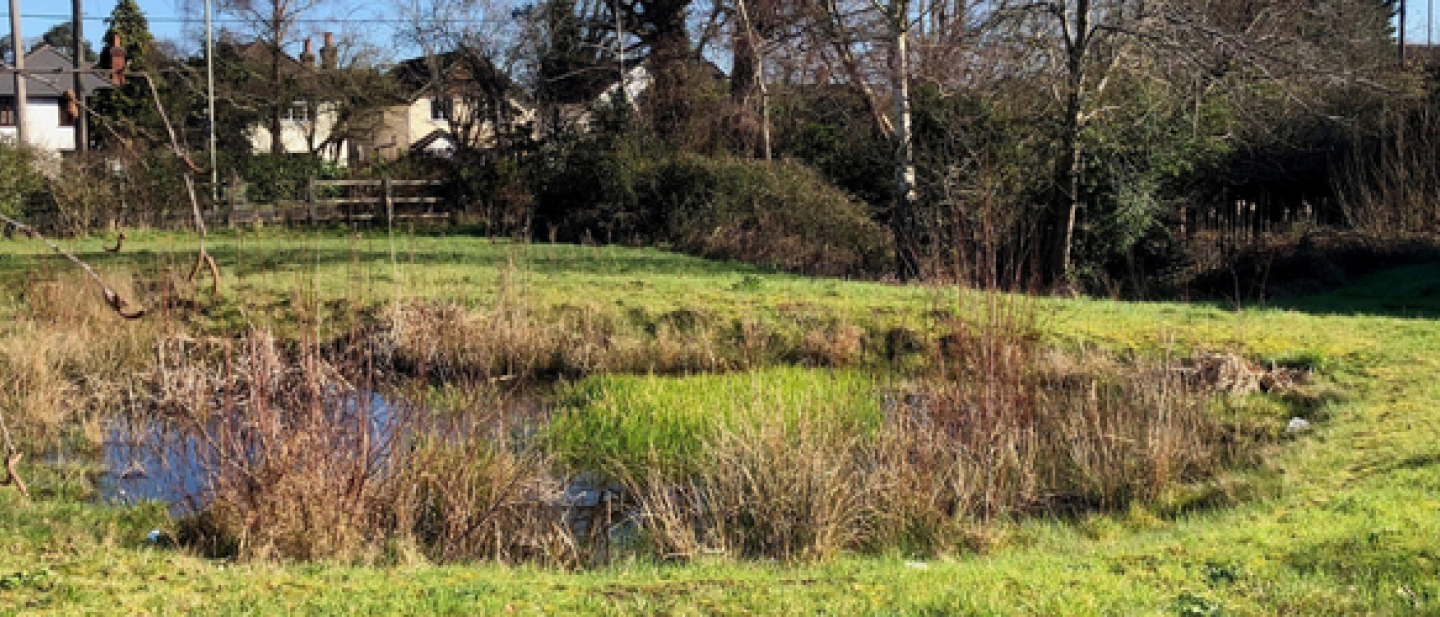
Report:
225,177,452,227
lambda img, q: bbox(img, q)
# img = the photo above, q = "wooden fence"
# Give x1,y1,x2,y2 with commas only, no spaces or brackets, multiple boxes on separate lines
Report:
225,176,451,227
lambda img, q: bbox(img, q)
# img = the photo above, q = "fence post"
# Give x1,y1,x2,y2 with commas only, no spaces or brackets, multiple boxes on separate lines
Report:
383,177,394,227
306,176,318,227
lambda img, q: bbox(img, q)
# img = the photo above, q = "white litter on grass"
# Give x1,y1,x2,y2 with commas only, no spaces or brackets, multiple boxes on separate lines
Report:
1285,417,1312,434
146,529,163,544
904,561,929,570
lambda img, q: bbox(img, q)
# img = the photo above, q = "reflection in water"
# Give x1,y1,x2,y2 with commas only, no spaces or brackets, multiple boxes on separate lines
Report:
96,390,550,515
100,419,208,515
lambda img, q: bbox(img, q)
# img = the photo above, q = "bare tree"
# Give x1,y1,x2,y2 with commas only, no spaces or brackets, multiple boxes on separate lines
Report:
214,0,342,155
392,0,530,154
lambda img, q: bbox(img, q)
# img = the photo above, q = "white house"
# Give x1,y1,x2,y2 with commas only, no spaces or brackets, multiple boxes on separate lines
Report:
237,36,352,166
0,46,113,153
362,52,535,161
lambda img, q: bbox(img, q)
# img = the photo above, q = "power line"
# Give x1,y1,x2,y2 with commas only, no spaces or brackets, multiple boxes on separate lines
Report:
9,13,507,25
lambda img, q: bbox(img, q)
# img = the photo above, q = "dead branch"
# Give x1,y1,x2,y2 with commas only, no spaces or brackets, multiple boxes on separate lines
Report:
135,73,221,294
0,213,147,319
105,231,127,253
4,452,28,500
0,390,28,499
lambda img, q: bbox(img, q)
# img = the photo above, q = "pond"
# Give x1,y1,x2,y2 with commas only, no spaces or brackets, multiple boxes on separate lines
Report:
94,389,561,516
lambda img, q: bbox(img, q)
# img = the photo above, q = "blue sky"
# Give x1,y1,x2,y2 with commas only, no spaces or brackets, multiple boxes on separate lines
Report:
5,0,419,60
5,0,1440,63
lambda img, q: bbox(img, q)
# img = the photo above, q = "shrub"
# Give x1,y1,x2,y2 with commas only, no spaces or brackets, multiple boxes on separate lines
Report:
532,143,893,276
529,130,652,243
39,153,125,234
222,152,344,205
642,154,894,277
0,140,47,219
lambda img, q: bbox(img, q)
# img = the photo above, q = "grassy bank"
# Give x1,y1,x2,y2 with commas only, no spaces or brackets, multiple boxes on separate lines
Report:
0,230,1436,613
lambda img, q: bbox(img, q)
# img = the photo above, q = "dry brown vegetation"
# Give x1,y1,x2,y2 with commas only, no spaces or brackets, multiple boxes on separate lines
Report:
620,297,1253,560
0,262,1277,565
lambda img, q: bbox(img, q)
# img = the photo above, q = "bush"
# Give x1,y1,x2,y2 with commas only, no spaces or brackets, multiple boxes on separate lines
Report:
0,140,47,220
531,144,894,277
222,152,344,204
642,154,894,277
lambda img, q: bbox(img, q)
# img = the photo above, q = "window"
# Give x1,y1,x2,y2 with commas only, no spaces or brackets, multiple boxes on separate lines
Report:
284,101,310,123
429,97,452,122
0,97,13,127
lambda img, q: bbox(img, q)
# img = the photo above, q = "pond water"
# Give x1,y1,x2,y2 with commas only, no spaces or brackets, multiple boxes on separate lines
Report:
100,419,209,514
93,390,555,515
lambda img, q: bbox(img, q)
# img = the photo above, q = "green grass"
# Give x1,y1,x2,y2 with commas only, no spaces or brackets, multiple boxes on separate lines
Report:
0,229,1438,614
0,228,935,324
548,368,884,478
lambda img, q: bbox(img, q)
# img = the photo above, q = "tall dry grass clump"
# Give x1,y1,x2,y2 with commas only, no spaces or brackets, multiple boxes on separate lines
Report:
155,329,582,564
611,292,1242,562
629,417,871,562
0,273,159,452
864,293,1229,553
371,299,873,380
378,394,586,566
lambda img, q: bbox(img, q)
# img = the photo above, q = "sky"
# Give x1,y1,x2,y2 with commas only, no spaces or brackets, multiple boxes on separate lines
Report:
4,1,1440,64
2,0,425,61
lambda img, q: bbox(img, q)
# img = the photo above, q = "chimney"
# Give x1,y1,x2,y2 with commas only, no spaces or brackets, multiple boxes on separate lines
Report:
320,32,337,70
62,90,79,121
108,33,127,84
300,38,316,67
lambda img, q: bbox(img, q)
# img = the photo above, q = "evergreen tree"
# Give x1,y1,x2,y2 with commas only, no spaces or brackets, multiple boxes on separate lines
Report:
34,23,98,63
92,0,160,148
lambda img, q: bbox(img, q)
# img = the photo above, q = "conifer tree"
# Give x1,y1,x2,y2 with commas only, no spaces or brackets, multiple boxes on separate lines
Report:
92,0,160,148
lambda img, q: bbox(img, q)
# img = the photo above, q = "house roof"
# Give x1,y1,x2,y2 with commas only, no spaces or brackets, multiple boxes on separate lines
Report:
390,50,529,105
410,128,457,153
0,45,114,97
232,41,315,77
547,57,727,106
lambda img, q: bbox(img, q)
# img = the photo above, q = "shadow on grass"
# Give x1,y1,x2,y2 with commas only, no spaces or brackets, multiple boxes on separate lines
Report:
1263,262,1440,319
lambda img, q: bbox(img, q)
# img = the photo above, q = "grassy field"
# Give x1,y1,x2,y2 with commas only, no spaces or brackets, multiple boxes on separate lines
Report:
0,229,1436,614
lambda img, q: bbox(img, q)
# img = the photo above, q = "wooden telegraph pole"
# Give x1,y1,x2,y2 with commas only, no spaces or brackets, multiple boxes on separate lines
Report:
9,0,25,145
73,0,87,152
1401,0,1409,63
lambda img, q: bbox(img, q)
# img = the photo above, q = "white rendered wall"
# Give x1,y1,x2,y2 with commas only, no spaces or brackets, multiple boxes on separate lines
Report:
0,98,78,152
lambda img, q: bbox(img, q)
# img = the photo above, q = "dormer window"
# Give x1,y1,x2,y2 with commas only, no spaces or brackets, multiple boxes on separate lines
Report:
285,101,310,123
429,97,452,122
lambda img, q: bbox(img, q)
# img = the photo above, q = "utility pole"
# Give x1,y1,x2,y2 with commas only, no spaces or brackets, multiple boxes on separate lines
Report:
615,0,625,106
9,0,25,145
206,0,218,201
73,0,86,152
1401,0,1408,63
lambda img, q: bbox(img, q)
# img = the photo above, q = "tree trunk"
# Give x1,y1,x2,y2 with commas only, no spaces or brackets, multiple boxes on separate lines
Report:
732,0,773,159
641,0,693,140
890,12,921,281
1052,0,1090,286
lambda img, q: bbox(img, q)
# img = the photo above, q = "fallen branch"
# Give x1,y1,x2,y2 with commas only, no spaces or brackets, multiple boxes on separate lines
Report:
138,74,221,295
105,231,127,253
0,391,28,499
3,452,28,500
0,213,146,319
